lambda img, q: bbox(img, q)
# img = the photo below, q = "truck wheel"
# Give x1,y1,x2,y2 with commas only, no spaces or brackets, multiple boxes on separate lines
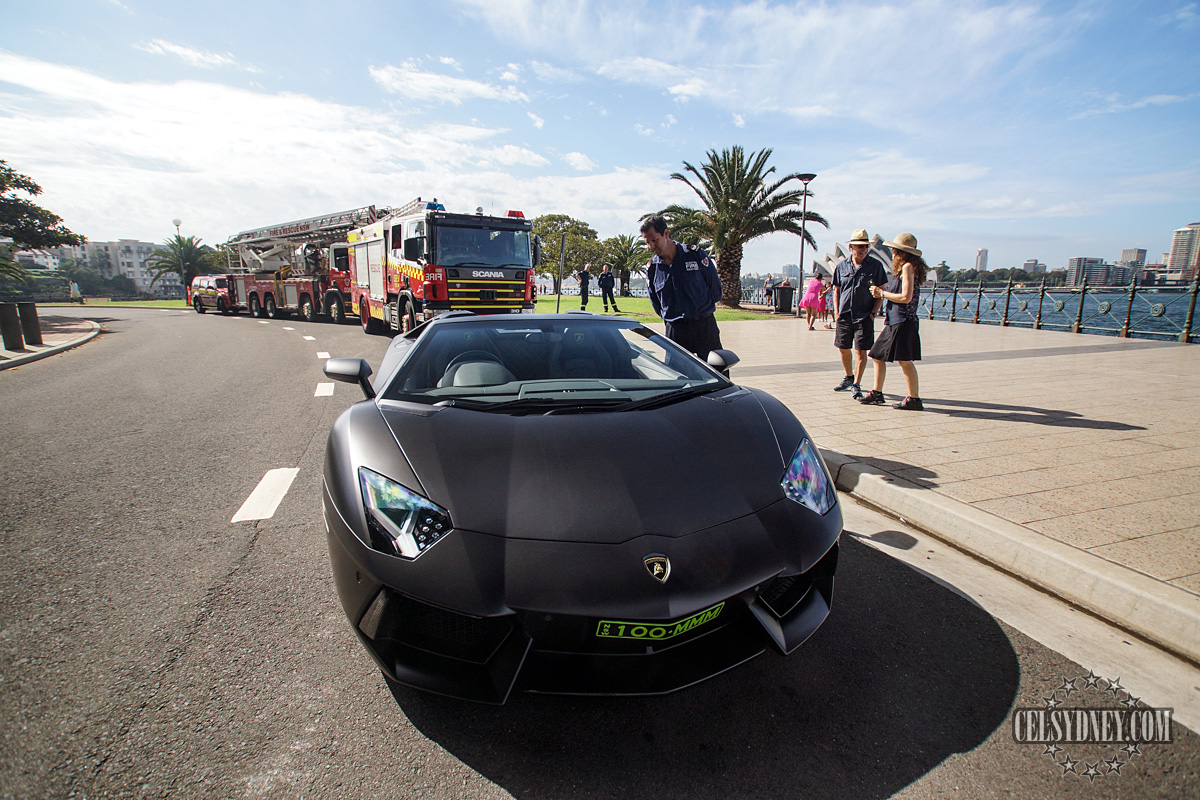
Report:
249,295,262,318
193,298,205,314
400,298,416,334
300,296,315,322
361,306,383,335
265,295,281,319
326,293,346,324
217,297,229,315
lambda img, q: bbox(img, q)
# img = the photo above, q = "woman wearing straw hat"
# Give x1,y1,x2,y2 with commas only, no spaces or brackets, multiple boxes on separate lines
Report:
858,232,927,410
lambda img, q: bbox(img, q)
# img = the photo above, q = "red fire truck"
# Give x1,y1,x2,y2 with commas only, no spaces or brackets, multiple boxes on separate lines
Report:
224,206,386,323
346,197,540,334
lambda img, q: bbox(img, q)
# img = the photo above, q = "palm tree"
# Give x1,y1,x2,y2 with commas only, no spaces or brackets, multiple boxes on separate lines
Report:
145,234,211,292
601,234,650,297
656,146,828,307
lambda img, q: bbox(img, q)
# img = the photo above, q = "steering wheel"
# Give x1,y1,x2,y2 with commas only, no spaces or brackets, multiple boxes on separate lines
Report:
444,350,502,370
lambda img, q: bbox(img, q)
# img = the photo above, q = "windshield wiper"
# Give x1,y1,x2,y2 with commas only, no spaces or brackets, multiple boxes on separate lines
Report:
615,384,723,412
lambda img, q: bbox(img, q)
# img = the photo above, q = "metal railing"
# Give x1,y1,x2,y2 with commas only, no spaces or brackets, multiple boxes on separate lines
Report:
922,278,1199,343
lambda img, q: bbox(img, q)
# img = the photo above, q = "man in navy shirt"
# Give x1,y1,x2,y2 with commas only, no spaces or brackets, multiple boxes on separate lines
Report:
597,263,620,313
640,215,723,361
576,264,592,310
831,229,886,398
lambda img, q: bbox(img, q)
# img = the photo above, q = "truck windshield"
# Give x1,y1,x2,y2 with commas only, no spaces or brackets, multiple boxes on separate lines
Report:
432,225,530,270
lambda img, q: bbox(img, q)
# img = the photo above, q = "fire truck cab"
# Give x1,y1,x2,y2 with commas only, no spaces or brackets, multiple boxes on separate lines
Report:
347,198,539,334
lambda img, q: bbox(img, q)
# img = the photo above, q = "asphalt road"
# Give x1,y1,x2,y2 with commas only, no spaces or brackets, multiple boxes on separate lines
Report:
0,307,1196,799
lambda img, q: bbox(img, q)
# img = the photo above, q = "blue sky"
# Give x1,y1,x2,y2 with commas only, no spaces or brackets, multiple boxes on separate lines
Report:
2,0,1197,273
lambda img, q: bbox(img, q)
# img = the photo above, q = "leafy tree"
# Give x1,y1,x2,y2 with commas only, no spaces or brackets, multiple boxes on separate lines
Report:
201,242,235,274
599,234,650,297
0,160,85,282
59,264,107,295
107,274,137,295
653,146,829,307
145,234,209,290
88,247,112,275
531,214,603,292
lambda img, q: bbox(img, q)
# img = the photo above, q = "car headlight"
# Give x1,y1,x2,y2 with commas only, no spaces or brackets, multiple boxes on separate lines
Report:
781,439,836,515
359,468,452,559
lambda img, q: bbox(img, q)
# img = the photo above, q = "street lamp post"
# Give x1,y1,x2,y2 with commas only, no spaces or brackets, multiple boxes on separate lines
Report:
172,219,183,298
794,174,816,317
173,218,182,237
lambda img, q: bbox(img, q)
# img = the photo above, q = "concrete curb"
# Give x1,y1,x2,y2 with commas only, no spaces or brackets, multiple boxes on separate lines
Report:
0,321,101,370
821,449,1200,666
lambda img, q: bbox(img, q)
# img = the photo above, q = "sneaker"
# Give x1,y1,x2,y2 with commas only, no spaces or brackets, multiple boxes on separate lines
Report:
834,376,855,392
850,383,863,400
859,390,885,405
893,396,924,411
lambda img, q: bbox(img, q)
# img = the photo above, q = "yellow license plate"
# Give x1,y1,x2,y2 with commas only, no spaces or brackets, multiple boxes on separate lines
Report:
596,603,724,641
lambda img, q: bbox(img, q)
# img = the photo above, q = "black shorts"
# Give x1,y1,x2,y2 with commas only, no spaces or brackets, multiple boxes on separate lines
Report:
869,319,921,362
834,315,876,351
665,314,722,360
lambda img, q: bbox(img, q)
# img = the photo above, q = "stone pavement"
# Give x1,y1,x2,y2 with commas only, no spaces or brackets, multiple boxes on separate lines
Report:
718,315,1200,663
0,313,100,369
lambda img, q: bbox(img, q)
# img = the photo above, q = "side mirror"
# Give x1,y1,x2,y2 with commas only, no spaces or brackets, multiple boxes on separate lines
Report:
531,234,542,267
403,237,424,262
707,349,740,371
324,357,375,399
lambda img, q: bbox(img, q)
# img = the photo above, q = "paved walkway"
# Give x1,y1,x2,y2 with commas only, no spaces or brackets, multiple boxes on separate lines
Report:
719,314,1200,663
0,313,100,369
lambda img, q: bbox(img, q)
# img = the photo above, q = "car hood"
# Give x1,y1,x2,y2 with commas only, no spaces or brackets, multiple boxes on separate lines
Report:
377,389,790,543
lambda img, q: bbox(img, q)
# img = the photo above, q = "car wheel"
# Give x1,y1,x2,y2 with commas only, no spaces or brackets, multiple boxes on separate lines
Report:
327,294,346,324
389,296,401,331
217,297,229,315
193,298,205,314
300,296,315,322
249,294,262,318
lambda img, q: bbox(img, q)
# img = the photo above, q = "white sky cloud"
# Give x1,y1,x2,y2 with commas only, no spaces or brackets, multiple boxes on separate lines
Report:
134,39,259,72
369,59,529,105
528,112,545,129
562,152,598,171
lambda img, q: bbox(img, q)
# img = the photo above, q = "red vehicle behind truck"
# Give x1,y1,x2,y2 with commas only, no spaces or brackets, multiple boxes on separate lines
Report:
216,206,384,322
346,197,540,334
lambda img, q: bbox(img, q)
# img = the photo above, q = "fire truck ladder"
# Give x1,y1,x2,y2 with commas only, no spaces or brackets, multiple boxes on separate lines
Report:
228,205,389,247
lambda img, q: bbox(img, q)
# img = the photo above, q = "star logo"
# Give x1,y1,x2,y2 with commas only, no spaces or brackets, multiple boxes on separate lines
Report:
1081,670,1101,689
1121,743,1142,758
1042,743,1063,758
1082,762,1102,781
1043,695,1063,709
1122,694,1142,709
1105,756,1124,775
1105,677,1126,696
1058,755,1080,776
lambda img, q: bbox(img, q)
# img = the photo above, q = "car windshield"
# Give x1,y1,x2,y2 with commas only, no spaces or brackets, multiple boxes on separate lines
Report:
381,317,730,414
432,224,531,269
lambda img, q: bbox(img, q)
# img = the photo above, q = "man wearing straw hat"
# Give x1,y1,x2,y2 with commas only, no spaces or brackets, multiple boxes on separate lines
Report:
830,229,887,399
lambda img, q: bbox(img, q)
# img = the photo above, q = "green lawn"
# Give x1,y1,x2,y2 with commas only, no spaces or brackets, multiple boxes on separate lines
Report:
537,294,772,322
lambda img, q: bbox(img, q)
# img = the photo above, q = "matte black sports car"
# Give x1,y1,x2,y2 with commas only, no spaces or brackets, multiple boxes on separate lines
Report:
322,312,842,703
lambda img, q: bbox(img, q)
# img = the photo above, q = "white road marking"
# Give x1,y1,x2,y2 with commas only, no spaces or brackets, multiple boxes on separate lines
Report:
303,335,316,341
315,382,334,397
231,468,299,523
258,320,270,324
283,326,294,330
317,352,330,359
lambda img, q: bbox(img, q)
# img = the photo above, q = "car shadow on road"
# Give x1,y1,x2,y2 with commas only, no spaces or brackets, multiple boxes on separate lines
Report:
919,398,1145,431
391,537,1019,800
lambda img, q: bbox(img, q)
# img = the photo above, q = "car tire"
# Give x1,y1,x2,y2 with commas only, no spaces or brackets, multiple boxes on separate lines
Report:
193,298,205,314
249,294,263,318
300,296,315,322
400,298,416,334
217,297,229,315
361,305,383,335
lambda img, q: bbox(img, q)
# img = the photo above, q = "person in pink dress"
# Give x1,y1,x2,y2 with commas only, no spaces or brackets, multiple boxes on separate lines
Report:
799,273,825,330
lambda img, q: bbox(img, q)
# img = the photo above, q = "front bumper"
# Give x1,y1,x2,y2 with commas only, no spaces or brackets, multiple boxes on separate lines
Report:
323,481,840,704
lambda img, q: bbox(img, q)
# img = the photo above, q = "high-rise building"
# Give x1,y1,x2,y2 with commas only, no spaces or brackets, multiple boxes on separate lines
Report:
1067,257,1104,286
86,240,178,297
1119,248,1147,267
1168,223,1200,280
975,248,988,272
1022,259,1046,273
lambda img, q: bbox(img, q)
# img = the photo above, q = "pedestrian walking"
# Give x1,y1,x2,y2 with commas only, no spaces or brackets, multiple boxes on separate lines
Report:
819,278,832,327
763,273,776,305
576,264,592,310
598,264,620,312
69,279,83,304
831,229,887,399
859,233,927,410
640,215,723,361
799,273,825,330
